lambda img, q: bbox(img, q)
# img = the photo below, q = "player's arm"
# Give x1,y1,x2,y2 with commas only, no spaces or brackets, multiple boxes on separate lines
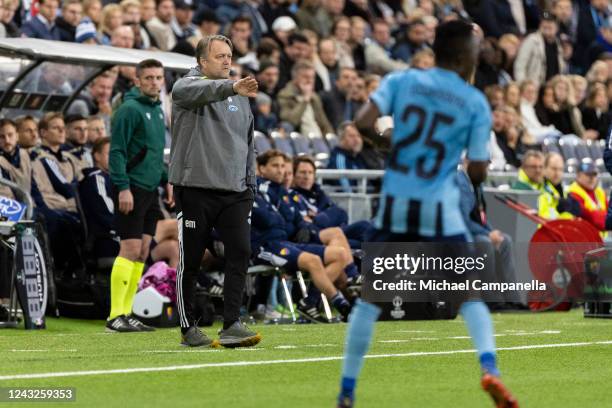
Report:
466,94,493,185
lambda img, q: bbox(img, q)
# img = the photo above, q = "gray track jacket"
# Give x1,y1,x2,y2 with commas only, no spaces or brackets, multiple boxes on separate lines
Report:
169,67,256,192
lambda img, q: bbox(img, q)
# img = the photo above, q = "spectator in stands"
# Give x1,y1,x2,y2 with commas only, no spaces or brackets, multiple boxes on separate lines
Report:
574,0,611,73
21,0,60,40
228,15,254,62
498,33,521,77
270,15,297,47
172,0,197,44
504,82,521,111
320,67,358,129
67,73,114,132
553,0,578,43
472,0,540,38
16,116,39,150
278,60,334,137
411,48,435,69
457,159,519,308
327,121,368,192
548,74,590,138
55,0,82,42
514,13,566,87
295,0,328,37
349,16,367,71
475,38,512,91
64,114,92,169
1,0,20,38
252,150,352,322
111,25,135,49
331,16,355,68
586,59,610,84
259,0,293,30
543,151,580,218
254,92,279,134
568,161,608,233
582,82,611,139
194,9,221,39
315,37,340,93
0,119,33,201
87,115,107,145
256,38,282,67
392,19,430,64
31,112,83,273
520,79,562,142
99,4,123,45
83,0,102,29
365,19,408,75
139,0,159,48
120,0,149,50
484,84,506,110
75,17,100,44
278,32,310,89
146,0,176,51
257,60,280,100
493,107,525,168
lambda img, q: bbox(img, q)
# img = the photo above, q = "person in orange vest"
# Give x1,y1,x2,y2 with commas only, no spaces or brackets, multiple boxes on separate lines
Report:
568,162,608,234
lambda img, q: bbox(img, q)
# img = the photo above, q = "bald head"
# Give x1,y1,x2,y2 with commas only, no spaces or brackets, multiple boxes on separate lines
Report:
111,25,135,48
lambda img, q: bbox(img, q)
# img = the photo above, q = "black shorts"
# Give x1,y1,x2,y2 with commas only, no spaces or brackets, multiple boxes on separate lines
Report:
113,185,162,240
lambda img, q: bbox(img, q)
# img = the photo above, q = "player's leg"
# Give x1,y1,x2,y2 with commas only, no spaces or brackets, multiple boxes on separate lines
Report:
318,227,360,280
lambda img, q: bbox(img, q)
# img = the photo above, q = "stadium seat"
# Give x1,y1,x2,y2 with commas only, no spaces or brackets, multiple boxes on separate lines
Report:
270,131,295,157
573,140,591,162
309,133,331,167
254,131,273,154
558,136,579,173
542,137,562,156
586,139,606,172
325,133,339,149
290,132,312,156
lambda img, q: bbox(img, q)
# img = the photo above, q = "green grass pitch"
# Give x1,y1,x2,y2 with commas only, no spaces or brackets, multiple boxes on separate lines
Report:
1,309,611,407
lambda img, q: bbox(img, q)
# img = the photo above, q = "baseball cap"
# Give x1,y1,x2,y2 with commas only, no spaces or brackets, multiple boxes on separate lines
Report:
578,161,598,175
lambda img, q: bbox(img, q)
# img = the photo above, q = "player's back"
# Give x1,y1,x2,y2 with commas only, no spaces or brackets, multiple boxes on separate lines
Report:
370,67,491,237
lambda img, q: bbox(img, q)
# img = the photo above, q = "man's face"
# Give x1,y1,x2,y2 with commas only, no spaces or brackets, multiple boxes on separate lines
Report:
544,155,565,185
123,5,141,24
200,20,220,36
18,119,38,148
336,68,356,93
201,40,232,79
319,39,337,67
523,157,545,184
91,76,114,102
257,66,279,90
340,125,363,154
553,0,572,22
135,66,164,99
287,41,310,61
175,7,193,26
112,26,135,48
408,23,427,46
94,143,110,172
141,0,155,21
373,23,390,45
294,162,315,190
0,124,18,154
349,77,367,102
577,172,599,191
259,156,285,184
540,20,558,42
42,118,66,148
492,110,506,132
295,68,315,92
63,2,82,26
324,0,344,15
67,119,88,146
591,0,608,12
39,0,58,22
87,119,106,144
157,0,175,23
351,19,366,43
231,21,251,42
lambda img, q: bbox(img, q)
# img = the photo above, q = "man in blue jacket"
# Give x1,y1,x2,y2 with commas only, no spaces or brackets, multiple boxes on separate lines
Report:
252,149,353,322
21,0,61,40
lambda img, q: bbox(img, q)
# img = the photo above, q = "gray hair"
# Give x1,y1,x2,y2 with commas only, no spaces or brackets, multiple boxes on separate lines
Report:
195,35,233,64
337,121,356,140
521,150,544,166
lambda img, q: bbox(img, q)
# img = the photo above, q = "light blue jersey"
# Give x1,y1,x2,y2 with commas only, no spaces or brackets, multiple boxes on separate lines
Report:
370,67,492,237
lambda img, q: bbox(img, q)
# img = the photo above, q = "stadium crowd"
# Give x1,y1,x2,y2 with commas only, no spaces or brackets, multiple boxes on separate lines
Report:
0,0,611,323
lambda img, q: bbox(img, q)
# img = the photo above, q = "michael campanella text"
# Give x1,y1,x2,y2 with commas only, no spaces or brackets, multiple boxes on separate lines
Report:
372,279,546,292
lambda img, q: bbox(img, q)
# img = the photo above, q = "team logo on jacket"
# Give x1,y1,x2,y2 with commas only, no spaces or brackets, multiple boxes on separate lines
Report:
228,104,239,112
280,248,289,256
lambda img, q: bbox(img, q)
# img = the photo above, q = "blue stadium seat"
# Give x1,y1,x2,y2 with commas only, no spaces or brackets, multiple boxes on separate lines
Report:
542,137,562,156
558,135,579,173
290,132,312,156
254,131,273,154
270,131,295,156
586,139,606,172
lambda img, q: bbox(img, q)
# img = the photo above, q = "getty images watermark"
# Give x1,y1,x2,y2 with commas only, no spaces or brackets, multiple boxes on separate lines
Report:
361,242,549,304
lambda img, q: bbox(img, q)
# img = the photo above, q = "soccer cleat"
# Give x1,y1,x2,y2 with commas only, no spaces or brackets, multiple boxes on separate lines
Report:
218,321,262,348
125,315,156,332
297,299,330,323
105,315,140,333
337,395,354,408
181,326,217,347
481,373,519,408
336,303,352,323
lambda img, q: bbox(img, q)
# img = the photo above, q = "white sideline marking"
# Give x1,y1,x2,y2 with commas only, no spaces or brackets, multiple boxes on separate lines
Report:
381,330,562,343
4,349,77,353
142,350,221,354
1,340,611,381
274,344,336,350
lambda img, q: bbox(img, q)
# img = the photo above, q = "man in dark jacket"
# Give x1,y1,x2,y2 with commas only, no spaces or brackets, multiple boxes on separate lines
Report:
106,59,170,333
320,67,358,129
56,0,82,42
170,35,260,348
327,121,369,192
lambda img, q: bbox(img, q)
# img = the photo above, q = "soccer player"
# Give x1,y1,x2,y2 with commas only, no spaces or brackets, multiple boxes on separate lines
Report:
337,20,519,408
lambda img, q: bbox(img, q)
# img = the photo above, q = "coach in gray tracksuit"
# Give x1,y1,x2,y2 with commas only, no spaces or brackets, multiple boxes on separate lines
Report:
170,35,261,348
